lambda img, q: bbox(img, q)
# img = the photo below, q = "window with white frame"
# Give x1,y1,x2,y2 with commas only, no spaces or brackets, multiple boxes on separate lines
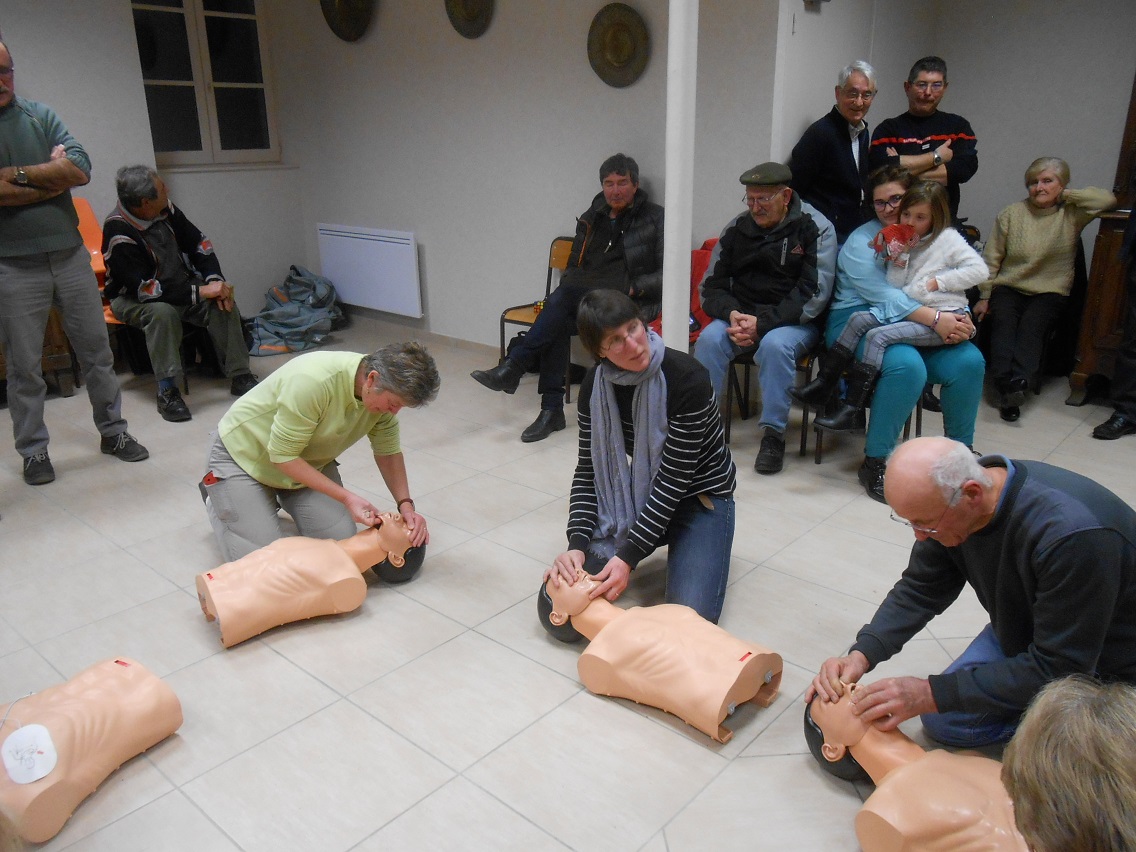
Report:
132,0,279,166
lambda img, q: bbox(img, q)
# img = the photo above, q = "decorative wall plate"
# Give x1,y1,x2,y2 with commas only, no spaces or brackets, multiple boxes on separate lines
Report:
445,0,494,39
321,0,376,43
587,3,650,88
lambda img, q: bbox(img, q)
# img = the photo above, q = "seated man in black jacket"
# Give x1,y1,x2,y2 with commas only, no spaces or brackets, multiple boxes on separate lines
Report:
471,153,663,443
103,165,257,422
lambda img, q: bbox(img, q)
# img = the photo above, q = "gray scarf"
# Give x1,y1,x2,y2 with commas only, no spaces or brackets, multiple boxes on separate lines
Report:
588,329,668,560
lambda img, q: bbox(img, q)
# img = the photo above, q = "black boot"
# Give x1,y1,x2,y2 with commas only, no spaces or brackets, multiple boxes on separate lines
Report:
790,344,856,407
858,455,887,503
521,409,566,442
471,359,525,394
814,362,878,431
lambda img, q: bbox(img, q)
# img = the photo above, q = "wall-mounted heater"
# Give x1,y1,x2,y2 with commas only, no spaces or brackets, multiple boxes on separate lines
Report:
316,224,423,318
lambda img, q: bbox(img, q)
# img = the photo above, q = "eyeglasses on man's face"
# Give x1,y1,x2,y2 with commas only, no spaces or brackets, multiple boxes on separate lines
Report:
912,81,945,93
601,319,644,357
872,193,904,211
889,487,961,534
839,88,874,103
743,191,783,208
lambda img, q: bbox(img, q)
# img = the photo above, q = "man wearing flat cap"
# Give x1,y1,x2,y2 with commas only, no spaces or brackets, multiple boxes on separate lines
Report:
694,162,835,474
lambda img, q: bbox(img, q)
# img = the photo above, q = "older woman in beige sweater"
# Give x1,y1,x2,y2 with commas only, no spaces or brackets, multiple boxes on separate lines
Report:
975,157,1115,421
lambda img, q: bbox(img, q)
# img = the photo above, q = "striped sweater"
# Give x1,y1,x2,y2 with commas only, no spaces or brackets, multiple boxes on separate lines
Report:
567,349,736,567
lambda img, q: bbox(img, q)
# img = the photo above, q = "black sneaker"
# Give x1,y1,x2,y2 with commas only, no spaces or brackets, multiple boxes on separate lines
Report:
858,456,887,503
100,431,150,462
230,373,259,396
157,387,192,422
753,432,785,475
23,451,55,485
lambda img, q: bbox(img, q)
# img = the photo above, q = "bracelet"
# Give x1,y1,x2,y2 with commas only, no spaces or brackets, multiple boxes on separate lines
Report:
397,497,415,511
931,310,941,330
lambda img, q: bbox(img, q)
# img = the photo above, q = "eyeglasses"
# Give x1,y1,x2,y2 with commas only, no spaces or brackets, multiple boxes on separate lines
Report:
839,88,874,103
889,487,961,534
912,81,945,92
872,193,904,211
600,320,644,357
743,192,783,208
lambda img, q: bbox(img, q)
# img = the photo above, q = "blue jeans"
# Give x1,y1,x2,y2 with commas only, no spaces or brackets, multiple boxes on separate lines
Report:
919,624,1021,747
587,493,734,623
693,320,819,434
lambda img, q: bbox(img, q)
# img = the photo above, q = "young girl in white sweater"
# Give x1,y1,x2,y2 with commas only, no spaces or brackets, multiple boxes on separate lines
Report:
793,180,988,431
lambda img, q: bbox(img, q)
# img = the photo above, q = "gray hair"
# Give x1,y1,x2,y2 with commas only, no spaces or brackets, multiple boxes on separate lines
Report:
360,342,439,407
1025,156,1070,187
838,60,876,90
115,164,160,211
929,441,992,505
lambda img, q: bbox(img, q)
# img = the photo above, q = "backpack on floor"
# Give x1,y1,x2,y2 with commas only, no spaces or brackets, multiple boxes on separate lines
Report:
247,265,346,356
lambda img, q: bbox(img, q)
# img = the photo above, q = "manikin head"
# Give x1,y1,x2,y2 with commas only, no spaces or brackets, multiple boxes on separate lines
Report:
803,685,872,783
365,513,425,583
537,560,607,643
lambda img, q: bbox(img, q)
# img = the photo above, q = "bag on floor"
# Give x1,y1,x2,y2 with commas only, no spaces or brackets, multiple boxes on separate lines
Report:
247,265,347,356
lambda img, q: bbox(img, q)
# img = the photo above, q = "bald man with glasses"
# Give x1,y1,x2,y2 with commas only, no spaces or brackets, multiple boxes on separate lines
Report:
807,436,1136,750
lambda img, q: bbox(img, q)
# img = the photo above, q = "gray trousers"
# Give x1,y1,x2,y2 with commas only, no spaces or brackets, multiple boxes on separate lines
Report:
111,294,251,381
203,431,357,562
837,309,947,370
0,245,126,457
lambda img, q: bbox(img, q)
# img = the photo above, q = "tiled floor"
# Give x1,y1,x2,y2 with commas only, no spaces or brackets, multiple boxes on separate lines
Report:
1,315,1133,851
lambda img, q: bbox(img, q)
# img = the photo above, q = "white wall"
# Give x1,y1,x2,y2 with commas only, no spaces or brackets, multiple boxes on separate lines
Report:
5,0,1133,344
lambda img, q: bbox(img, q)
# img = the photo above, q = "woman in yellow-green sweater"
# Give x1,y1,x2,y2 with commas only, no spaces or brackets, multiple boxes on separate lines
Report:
975,157,1116,421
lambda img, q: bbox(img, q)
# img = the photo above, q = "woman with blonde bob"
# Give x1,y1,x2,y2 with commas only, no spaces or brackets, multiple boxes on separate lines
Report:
976,157,1116,422
1001,675,1136,852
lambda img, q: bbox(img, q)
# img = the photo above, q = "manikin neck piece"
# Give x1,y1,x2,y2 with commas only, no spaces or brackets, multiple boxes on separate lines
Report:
813,684,926,783
337,515,412,572
545,568,622,641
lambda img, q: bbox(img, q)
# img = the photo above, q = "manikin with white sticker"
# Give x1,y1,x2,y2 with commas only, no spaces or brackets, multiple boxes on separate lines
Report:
196,513,422,648
0,658,182,843
539,566,782,742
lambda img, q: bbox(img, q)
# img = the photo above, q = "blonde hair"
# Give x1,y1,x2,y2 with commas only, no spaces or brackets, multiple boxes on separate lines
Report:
1002,676,1136,852
898,180,951,241
1024,156,1070,188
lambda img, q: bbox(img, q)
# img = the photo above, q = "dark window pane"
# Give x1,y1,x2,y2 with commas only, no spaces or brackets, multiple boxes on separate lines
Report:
134,9,194,81
144,84,203,152
203,0,255,12
138,0,183,7
214,87,270,150
205,16,263,83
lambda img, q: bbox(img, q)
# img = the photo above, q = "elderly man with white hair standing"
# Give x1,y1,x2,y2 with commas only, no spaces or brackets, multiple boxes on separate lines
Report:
790,60,877,244
805,436,1136,750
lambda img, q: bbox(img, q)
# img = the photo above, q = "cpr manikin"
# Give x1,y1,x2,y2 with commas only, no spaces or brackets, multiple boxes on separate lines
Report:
804,684,1028,851
541,567,783,742
0,658,182,843
196,513,421,648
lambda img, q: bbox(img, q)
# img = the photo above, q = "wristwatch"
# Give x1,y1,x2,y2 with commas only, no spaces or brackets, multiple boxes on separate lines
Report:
14,167,28,186
931,153,943,168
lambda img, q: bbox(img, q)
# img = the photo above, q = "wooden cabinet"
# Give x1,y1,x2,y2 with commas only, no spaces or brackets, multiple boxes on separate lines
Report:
0,308,79,397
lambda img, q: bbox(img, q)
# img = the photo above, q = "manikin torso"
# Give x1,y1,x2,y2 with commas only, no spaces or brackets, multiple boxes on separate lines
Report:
0,658,182,843
196,515,413,647
809,686,1028,851
546,568,782,742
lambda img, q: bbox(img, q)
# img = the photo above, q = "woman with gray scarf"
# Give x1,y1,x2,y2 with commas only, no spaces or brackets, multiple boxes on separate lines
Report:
544,291,737,622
